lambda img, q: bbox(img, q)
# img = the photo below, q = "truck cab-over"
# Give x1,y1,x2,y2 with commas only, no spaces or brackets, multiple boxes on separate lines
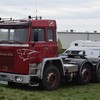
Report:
0,17,100,91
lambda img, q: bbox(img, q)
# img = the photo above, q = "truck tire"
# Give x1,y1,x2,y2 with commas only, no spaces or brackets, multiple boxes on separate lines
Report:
78,63,92,85
41,65,60,91
95,63,100,82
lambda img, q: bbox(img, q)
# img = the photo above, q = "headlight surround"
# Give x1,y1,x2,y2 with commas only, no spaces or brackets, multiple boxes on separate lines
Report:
29,63,37,75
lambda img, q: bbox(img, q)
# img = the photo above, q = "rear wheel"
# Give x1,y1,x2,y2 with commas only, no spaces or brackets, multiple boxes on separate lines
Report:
41,65,60,91
95,63,100,82
78,63,92,85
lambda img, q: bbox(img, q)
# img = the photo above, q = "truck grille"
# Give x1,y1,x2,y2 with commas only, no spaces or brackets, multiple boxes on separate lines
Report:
0,56,14,70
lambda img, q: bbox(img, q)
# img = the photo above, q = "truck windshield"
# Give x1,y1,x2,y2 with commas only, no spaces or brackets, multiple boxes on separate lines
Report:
64,50,85,55
63,50,82,55
0,28,28,44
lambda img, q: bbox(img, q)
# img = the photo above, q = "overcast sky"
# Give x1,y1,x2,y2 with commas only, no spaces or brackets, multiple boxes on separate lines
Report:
0,0,100,32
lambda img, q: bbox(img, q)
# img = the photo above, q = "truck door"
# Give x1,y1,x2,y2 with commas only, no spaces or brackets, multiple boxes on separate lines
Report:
46,28,58,57
29,28,58,60
29,28,49,60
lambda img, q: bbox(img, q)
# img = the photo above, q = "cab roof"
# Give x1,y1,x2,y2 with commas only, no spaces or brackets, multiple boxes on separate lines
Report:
0,18,56,28
30,20,56,28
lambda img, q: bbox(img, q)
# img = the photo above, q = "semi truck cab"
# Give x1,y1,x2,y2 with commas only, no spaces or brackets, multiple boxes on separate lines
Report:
0,18,58,82
63,40,100,58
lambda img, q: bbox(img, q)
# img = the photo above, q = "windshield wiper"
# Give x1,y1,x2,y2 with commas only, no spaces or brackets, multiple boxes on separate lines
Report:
0,40,23,44
0,40,10,44
9,40,23,44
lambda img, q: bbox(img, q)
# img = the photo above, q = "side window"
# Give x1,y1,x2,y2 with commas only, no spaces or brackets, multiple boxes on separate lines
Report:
47,28,54,42
30,28,45,42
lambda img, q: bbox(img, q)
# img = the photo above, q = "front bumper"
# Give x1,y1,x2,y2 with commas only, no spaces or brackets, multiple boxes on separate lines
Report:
0,72,30,83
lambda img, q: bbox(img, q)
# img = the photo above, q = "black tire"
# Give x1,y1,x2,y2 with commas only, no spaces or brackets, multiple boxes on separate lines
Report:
77,63,92,85
95,63,100,82
41,66,60,91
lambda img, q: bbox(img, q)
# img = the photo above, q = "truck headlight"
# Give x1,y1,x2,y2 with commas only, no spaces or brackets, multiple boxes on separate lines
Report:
29,63,37,75
15,76,23,82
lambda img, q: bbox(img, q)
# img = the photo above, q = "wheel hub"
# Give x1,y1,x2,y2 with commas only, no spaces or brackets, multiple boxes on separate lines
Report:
82,68,90,81
47,72,57,86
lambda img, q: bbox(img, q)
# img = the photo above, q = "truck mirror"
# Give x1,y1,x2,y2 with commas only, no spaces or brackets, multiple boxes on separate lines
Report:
34,32,38,42
79,51,85,56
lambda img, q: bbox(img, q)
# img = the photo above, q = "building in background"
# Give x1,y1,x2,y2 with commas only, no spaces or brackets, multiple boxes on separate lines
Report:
58,31,100,49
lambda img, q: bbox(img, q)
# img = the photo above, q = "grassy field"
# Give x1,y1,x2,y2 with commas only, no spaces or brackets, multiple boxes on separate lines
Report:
0,83,100,100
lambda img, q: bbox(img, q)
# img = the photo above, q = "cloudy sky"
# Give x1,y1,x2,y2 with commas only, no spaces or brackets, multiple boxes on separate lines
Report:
0,0,100,32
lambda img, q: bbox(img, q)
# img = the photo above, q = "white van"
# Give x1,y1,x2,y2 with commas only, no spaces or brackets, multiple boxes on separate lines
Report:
63,40,100,58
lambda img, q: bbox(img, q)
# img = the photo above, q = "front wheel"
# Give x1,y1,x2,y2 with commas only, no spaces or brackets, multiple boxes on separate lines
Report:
41,66,60,91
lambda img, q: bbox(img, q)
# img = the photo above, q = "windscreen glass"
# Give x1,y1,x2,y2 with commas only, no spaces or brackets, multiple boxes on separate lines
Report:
0,27,28,44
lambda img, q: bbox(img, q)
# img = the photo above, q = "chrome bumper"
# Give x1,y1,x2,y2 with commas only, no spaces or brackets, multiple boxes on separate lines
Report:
0,72,30,83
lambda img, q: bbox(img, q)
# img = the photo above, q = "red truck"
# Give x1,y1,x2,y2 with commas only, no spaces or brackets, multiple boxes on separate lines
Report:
0,16,100,90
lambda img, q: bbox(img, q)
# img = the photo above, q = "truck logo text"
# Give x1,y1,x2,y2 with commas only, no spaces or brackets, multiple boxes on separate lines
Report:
0,52,13,56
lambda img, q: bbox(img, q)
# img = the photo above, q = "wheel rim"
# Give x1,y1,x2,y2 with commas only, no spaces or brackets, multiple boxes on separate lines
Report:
82,68,90,81
47,72,57,87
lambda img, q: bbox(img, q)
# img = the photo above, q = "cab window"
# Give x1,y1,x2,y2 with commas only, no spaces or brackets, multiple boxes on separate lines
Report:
30,28,45,42
47,28,54,42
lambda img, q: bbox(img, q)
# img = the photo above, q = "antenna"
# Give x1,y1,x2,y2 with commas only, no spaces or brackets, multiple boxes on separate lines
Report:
28,0,42,20
14,8,27,19
36,0,38,15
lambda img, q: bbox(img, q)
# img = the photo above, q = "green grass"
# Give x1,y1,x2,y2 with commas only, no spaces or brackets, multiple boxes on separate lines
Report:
0,83,100,100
